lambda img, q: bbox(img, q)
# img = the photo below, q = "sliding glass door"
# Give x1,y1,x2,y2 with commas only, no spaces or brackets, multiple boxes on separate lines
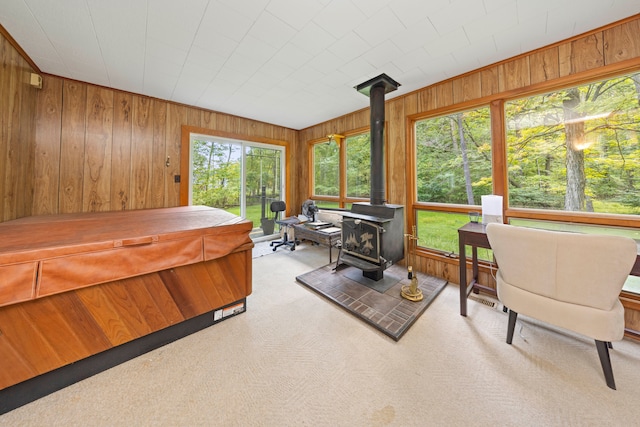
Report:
190,134,284,238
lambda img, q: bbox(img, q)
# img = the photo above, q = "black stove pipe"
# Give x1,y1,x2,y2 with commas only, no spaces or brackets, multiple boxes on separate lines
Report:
370,83,386,206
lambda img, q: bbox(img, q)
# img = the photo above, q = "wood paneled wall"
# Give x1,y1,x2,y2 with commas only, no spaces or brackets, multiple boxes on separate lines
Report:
31,76,299,217
298,15,640,286
0,31,37,222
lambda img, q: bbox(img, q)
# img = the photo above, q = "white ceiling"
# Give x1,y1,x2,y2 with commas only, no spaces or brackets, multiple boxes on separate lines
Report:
1,1,639,130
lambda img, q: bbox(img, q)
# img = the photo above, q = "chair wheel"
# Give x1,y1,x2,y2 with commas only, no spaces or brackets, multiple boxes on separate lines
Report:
272,247,277,251
291,247,295,251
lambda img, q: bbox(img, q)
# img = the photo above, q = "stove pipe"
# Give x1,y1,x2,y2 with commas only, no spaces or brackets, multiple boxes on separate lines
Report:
355,74,400,206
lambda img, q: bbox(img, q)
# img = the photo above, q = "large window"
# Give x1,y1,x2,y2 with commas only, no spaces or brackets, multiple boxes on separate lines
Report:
310,131,371,207
416,107,492,205
312,140,339,197
345,133,371,198
505,73,640,215
414,107,492,255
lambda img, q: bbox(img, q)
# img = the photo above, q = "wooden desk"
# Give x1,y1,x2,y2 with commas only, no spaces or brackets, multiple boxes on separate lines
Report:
458,222,495,316
293,224,341,263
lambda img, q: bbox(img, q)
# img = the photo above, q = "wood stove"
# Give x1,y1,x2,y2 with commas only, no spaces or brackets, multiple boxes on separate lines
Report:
339,74,403,281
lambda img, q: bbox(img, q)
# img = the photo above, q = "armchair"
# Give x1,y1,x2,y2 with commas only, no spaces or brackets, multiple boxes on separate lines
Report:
486,223,637,389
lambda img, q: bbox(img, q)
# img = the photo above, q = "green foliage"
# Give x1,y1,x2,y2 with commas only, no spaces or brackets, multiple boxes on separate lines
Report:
313,142,339,196
415,107,493,205
346,133,371,198
191,139,283,226
506,72,640,215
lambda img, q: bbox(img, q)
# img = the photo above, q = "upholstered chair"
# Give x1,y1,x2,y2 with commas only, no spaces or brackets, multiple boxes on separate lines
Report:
486,223,637,389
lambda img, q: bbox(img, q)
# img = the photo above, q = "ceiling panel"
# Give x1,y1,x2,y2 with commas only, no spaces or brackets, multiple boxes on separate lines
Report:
0,0,638,130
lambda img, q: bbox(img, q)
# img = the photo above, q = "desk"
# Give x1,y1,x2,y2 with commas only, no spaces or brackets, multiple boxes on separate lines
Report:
293,224,341,263
458,222,496,316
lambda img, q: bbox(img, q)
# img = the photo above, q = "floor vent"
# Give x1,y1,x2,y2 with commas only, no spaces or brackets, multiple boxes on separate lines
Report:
469,295,496,308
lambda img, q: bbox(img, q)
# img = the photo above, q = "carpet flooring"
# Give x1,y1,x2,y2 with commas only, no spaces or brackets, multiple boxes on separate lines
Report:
296,263,448,340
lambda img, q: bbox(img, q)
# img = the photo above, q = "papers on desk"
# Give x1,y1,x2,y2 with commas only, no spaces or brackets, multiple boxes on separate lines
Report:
305,221,332,230
318,226,341,234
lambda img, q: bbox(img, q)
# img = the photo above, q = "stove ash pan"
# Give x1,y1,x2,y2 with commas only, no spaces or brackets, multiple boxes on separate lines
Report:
340,203,404,275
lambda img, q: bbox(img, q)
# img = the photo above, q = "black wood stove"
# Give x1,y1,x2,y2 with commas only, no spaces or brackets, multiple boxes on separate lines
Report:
340,74,403,281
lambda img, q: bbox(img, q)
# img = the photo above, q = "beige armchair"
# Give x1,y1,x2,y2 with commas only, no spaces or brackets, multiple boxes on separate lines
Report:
486,223,637,389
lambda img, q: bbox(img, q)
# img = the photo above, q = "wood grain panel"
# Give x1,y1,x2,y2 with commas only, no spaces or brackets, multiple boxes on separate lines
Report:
559,33,604,76
151,100,167,208
480,66,499,97
101,283,152,338
131,95,153,210
33,75,62,215
76,285,136,346
417,87,436,112
0,36,8,219
387,98,405,206
59,80,87,213
0,247,252,391
435,81,453,108
1,40,35,221
160,267,213,318
529,47,560,85
167,103,187,206
125,276,172,331
111,92,133,211
0,305,65,374
452,73,482,103
604,17,640,64
20,297,93,363
84,85,113,212
499,56,531,92
142,273,185,325
201,253,249,304
0,334,37,389
50,291,112,353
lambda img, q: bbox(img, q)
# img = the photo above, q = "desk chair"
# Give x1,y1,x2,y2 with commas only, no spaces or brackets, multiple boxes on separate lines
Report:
486,223,637,389
269,201,299,251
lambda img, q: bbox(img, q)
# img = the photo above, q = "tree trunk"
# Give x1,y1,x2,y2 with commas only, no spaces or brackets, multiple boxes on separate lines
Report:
562,88,586,211
456,114,474,205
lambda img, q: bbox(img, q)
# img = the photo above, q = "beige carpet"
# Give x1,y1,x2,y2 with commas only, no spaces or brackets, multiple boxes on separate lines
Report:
2,240,640,426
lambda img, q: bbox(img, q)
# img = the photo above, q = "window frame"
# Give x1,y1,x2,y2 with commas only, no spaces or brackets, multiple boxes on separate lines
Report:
307,127,374,208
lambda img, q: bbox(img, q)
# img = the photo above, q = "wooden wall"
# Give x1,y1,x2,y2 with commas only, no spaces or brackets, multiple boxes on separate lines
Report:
0,30,37,222
298,15,640,286
31,76,299,217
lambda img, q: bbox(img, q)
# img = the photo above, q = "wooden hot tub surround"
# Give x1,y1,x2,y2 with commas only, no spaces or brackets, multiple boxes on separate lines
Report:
0,206,254,414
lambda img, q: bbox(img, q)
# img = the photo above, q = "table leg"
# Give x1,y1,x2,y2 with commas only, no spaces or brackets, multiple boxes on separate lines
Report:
459,234,467,317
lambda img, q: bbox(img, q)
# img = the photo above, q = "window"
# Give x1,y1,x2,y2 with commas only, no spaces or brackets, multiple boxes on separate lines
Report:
190,134,285,238
414,106,492,254
505,73,640,215
345,133,370,198
416,107,492,205
309,131,371,207
312,140,339,197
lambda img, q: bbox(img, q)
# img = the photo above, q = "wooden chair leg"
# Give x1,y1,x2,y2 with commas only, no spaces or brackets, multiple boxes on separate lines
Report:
595,340,616,390
506,310,517,344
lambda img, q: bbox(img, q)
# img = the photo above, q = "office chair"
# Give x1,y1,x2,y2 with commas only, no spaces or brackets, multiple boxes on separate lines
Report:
269,201,299,251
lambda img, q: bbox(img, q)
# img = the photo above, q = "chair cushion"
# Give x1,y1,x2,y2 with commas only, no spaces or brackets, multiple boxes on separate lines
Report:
497,272,626,341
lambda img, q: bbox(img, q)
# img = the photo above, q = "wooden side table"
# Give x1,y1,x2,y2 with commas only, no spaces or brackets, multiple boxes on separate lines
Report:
458,222,494,316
